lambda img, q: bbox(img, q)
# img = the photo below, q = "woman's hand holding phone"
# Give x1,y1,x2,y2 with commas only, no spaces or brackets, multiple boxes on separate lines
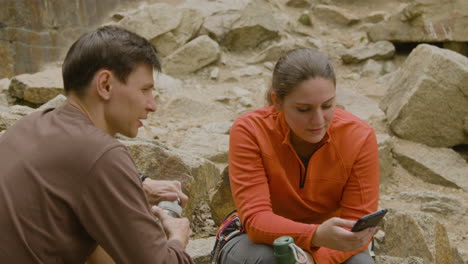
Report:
311,209,387,252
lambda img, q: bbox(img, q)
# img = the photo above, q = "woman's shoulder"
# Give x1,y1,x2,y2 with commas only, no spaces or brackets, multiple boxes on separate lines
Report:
330,108,374,140
234,106,279,126
332,108,373,130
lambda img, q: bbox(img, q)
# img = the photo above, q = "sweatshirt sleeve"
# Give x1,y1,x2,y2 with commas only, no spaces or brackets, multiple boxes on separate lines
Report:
310,129,380,264
77,146,194,264
229,118,318,252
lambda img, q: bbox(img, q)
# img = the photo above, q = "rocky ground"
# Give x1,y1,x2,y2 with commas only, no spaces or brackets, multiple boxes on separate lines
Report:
1,0,467,263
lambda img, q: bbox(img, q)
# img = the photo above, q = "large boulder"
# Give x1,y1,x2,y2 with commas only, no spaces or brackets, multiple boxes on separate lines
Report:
118,4,182,42
380,44,468,148
163,35,220,75
121,139,221,219
378,211,455,264
151,8,204,57
221,0,284,50
367,1,468,42
391,138,468,191
8,67,64,105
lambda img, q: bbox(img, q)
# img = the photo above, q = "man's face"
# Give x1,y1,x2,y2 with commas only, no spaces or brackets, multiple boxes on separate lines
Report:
106,64,156,138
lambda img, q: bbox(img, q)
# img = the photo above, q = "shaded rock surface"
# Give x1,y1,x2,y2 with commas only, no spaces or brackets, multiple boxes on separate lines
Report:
391,138,468,191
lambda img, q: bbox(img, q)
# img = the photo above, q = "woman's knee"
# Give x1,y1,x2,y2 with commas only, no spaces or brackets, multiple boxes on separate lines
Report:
218,234,276,264
342,250,374,264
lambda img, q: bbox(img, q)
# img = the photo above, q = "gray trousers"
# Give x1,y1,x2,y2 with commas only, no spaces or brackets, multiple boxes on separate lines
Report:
218,234,374,264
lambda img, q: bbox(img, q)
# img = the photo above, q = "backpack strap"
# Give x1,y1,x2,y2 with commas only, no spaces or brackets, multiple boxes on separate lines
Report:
210,209,245,264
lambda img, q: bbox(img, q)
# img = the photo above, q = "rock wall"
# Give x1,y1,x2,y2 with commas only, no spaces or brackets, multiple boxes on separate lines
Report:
0,0,140,78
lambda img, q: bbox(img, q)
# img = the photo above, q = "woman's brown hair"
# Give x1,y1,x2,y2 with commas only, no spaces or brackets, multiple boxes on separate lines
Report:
266,48,336,105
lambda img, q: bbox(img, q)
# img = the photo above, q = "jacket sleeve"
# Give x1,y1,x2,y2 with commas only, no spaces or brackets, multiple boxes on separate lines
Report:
310,129,380,264
76,146,194,264
229,118,318,253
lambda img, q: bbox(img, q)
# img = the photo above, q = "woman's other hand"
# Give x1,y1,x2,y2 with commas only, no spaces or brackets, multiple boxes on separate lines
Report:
311,217,377,252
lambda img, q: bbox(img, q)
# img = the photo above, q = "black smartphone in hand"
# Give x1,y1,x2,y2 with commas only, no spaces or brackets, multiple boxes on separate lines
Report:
351,209,388,232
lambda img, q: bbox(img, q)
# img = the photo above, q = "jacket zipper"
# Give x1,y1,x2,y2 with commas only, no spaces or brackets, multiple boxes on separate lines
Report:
299,141,329,189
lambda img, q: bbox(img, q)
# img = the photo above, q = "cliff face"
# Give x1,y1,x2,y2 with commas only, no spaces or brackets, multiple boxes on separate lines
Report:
0,0,138,78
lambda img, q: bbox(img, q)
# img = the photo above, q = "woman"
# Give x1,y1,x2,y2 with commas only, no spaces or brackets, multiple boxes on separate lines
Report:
219,48,380,264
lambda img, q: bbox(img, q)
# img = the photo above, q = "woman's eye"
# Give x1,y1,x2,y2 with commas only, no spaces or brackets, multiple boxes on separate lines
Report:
322,104,332,109
297,108,310,113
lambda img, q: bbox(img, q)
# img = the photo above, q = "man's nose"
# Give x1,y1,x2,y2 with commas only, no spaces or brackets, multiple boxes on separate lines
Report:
147,96,157,112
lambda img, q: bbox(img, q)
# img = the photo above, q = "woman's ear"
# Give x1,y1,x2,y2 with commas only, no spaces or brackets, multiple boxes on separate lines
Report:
271,92,282,110
95,70,112,100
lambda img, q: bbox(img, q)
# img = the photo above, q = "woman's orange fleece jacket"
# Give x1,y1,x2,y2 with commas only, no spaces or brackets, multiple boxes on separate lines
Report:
228,106,379,264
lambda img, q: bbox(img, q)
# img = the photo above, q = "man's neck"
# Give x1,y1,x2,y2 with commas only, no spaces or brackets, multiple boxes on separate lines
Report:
67,93,112,136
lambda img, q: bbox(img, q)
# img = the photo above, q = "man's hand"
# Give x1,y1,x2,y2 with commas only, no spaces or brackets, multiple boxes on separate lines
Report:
311,217,377,252
143,179,188,207
151,206,192,248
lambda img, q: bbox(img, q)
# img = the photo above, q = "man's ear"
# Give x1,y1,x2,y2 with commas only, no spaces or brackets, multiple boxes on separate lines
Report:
95,70,112,100
271,92,282,110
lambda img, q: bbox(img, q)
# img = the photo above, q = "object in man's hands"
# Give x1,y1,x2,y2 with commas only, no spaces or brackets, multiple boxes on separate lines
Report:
158,199,183,218
351,209,388,232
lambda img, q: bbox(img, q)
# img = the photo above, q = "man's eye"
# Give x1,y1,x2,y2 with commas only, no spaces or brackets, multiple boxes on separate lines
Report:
322,104,332,109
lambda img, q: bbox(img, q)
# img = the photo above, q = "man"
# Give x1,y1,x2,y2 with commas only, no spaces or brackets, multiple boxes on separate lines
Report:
0,26,193,263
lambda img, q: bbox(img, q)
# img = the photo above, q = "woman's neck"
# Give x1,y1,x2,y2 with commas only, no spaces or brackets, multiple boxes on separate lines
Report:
290,132,321,161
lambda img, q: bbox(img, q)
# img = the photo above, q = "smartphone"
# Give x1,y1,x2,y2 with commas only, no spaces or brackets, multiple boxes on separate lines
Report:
351,209,388,232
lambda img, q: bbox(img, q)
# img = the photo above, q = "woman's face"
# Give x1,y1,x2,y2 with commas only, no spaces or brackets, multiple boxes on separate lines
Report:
274,77,336,145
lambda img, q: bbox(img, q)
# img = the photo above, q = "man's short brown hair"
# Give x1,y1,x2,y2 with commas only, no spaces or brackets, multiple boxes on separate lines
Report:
62,25,161,96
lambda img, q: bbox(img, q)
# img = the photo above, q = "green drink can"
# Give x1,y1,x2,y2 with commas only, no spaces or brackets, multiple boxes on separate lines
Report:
273,236,296,264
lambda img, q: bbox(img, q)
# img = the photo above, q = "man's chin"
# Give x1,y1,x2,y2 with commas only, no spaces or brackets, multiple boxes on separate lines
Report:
118,131,138,139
